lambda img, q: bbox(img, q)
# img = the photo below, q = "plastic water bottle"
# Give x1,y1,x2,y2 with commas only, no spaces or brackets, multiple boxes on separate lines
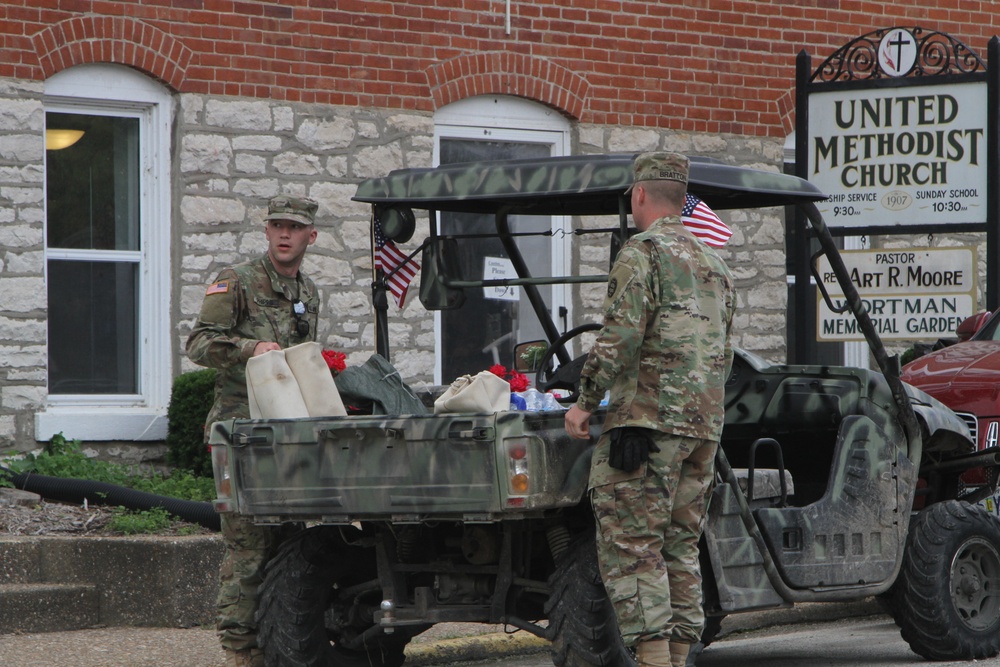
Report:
509,393,527,411
541,392,566,411
521,388,543,411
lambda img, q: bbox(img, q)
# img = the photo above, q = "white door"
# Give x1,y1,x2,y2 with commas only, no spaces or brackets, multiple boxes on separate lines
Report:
434,96,570,383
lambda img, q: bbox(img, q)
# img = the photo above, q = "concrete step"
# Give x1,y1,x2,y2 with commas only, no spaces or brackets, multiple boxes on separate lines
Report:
0,535,223,632
0,538,43,584
0,582,100,633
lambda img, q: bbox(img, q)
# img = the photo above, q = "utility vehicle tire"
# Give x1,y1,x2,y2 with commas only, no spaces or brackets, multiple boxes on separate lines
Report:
876,580,905,623
700,615,723,646
545,533,720,667
545,533,635,667
891,500,1000,661
256,526,415,667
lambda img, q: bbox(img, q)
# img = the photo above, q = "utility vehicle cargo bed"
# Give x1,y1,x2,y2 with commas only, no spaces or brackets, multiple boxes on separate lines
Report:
211,409,600,522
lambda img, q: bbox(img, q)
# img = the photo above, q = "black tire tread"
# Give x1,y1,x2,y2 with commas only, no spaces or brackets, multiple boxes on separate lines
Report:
892,500,1000,661
257,527,340,667
544,533,635,667
256,526,407,667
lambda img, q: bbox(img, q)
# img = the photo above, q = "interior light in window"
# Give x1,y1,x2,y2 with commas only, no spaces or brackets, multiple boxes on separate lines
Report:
45,129,84,150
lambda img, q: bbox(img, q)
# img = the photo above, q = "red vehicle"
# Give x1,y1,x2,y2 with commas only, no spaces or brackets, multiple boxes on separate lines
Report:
902,310,1000,510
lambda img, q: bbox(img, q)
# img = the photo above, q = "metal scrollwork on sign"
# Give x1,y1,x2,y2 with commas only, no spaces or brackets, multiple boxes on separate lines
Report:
813,26,985,82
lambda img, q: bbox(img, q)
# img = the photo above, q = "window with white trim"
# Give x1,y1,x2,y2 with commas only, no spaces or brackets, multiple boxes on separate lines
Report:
37,64,172,441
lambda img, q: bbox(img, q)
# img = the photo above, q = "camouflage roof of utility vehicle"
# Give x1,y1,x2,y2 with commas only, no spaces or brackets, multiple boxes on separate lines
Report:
352,153,828,216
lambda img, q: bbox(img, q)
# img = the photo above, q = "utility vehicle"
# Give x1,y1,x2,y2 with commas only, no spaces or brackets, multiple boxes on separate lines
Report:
210,153,1000,666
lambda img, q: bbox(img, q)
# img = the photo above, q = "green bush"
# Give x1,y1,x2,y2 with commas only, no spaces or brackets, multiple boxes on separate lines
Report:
166,368,217,477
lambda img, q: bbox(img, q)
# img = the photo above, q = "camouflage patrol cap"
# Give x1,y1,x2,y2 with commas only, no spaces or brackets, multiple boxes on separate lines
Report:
266,195,318,226
625,151,689,193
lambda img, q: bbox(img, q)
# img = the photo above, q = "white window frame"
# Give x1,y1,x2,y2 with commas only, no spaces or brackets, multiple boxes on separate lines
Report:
36,64,173,441
433,95,571,384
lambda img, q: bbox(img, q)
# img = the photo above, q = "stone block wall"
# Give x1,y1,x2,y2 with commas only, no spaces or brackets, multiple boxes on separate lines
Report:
175,95,792,389
0,80,45,450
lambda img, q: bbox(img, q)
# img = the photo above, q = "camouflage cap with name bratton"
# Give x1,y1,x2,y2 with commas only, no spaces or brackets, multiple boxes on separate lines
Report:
625,151,689,193
266,195,318,226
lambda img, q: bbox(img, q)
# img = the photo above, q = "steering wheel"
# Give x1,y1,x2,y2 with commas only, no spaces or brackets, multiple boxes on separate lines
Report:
535,323,602,400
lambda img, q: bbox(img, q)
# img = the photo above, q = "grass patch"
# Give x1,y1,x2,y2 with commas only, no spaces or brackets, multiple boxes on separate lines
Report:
3,433,218,534
108,506,175,534
5,433,215,502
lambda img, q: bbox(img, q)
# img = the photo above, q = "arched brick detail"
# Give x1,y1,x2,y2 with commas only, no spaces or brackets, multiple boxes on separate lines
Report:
32,17,192,90
427,52,588,120
775,89,796,137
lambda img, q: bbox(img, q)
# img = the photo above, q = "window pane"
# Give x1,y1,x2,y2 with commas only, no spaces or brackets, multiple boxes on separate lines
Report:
439,139,552,379
46,113,140,251
47,260,138,394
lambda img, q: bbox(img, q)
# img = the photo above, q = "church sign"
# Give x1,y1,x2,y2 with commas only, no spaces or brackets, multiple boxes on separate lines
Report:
809,83,987,228
806,28,989,229
793,27,1000,359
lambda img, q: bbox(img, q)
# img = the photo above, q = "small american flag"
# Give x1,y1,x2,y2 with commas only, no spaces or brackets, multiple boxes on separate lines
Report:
374,217,419,308
682,194,732,248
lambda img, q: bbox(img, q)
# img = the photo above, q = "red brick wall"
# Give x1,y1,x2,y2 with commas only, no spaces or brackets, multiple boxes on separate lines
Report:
7,1,1000,137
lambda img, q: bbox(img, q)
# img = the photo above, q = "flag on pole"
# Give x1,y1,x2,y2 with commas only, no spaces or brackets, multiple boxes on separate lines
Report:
682,194,733,248
374,218,420,308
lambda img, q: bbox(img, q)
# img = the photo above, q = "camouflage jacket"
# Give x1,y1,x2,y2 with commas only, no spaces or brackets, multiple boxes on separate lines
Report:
576,215,736,440
186,255,320,429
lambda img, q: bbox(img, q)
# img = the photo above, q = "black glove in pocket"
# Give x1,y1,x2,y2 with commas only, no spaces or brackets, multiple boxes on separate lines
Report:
608,427,660,472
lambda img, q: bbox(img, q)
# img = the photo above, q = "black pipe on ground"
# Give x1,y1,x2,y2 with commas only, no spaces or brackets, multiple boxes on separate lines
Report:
2,467,220,531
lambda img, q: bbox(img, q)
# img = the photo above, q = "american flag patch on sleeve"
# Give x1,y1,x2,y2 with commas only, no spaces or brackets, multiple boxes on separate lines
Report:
205,280,230,295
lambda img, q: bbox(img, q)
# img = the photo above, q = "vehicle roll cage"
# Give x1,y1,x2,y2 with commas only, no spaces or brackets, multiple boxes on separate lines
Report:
352,152,922,462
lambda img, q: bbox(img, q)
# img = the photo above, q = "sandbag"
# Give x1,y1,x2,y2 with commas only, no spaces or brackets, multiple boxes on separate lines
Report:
283,342,347,417
246,349,310,419
434,371,510,414
246,343,350,419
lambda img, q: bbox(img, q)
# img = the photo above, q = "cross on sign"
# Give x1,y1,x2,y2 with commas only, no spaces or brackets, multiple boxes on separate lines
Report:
878,28,917,77
887,32,912,67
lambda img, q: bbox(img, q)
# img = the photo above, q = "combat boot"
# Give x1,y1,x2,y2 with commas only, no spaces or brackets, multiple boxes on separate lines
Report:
669,641,692,667
635,638,672,667
223,647,264,667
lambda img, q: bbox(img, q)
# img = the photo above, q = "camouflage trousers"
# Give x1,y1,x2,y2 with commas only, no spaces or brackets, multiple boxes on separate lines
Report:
589,431,717,646
216,512,284,651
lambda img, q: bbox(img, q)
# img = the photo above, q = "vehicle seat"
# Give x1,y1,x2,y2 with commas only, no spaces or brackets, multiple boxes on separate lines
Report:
731,468,794,508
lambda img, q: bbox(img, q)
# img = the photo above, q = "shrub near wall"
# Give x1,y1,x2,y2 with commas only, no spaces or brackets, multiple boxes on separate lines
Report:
166,369,216,477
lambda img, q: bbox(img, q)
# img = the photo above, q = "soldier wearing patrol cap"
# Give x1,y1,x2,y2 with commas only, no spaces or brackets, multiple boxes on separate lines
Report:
565,152,737,667
187,194,321,667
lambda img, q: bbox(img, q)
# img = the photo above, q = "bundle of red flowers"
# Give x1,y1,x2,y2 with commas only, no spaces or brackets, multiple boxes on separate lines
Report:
322,349,347,377
489,364,530,393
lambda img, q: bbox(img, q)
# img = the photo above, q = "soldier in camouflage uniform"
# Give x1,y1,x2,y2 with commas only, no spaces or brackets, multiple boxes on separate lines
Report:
186,195,321,667
564,153,736,667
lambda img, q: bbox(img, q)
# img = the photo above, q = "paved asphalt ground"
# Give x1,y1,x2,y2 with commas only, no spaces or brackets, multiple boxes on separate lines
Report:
0,627,228,667
0,623,535,667
0,601,883,667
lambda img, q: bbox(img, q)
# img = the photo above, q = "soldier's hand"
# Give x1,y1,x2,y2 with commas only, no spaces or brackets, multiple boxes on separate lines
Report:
608,427,660,472
253,341,281,356
564,405,592,440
